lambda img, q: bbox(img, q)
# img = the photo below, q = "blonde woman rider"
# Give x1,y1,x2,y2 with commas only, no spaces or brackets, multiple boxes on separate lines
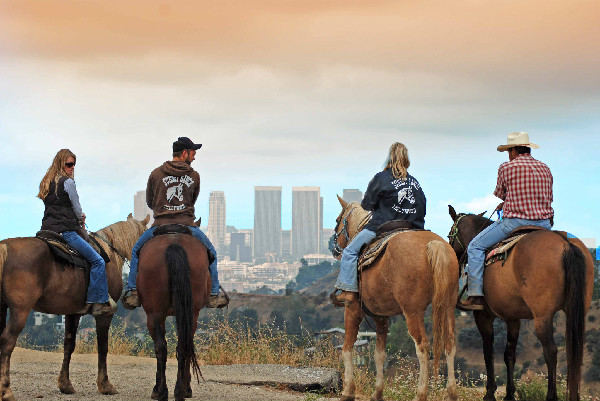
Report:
331,142,427,306
38,149,115,316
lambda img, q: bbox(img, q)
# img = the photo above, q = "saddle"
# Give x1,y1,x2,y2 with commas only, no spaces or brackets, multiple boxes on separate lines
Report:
141,224,215,265
36,231,111,289
357,220,428,271
484,225,546,266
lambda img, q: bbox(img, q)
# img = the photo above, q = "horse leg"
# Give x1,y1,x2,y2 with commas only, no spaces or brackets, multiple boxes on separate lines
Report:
503,320,520,400
370,317,389,401
0,308,29,401
405,312,430,401
534,317,558,401
149,316,168,401
340,301,362,401
95,313,118,395
58,314,81,394
474,310,497,401
0,304,6,336
444,343,458,401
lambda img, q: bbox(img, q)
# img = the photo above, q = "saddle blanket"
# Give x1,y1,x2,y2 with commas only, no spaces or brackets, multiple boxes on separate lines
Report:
357,228,425,271
484,233,526,266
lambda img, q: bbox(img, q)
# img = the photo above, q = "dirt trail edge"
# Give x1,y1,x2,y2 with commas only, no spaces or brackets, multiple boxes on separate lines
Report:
10,348,339,401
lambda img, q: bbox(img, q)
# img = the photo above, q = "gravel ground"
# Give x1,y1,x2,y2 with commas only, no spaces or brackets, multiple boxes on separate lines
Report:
9,348,337,401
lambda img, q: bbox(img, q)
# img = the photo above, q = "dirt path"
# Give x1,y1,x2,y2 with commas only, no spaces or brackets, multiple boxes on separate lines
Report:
10,348,335,401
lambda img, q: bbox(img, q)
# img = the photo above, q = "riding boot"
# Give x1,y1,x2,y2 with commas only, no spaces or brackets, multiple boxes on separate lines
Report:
122,289,141,310
330,289,358,307
207,293,229,308
457,296,485,311
91,296,118,317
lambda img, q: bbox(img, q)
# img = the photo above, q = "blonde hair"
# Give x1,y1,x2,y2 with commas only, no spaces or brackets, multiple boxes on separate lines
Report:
383,142,410,179
37,149,76,200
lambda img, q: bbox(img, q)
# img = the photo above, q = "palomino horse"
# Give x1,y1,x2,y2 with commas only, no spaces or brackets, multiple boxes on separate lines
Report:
447,206,594,401
333,197,459,401
0,213,149,401
137,231,209,401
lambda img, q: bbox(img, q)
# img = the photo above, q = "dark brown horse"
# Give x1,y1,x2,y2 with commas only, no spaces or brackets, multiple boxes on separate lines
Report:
0,213,149,401
137,232,210,401
447,205,594,401
334,197,459,401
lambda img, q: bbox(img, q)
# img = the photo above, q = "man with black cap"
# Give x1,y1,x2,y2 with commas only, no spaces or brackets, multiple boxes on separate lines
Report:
122,137,228,309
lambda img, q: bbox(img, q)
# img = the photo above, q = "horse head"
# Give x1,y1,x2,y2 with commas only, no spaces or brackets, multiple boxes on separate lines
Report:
332,195,370,259
447,205,490,261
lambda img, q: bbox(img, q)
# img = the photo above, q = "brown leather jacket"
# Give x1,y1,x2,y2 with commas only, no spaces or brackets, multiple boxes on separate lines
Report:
146,161,200,227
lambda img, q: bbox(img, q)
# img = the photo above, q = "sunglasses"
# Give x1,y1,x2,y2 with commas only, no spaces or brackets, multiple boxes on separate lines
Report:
65,162,76,168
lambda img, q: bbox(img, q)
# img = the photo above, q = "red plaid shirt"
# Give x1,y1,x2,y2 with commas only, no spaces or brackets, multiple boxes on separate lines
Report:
493,154,554,220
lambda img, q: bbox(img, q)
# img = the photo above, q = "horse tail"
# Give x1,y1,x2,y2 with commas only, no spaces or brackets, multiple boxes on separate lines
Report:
427,240,456,375
166,244,202,383
0,244,6,300
562,240,586,401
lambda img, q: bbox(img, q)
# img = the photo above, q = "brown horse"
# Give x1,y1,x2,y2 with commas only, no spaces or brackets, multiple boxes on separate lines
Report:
0,213,149,401
333,196,459,401
137,232,209,401
447,205,594,401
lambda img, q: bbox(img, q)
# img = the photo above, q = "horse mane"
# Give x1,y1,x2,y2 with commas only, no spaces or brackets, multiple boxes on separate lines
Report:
348,202,372,233
95,219,144,268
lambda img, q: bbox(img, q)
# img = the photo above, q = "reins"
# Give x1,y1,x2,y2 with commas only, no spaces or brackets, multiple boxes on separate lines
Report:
89,231,130,267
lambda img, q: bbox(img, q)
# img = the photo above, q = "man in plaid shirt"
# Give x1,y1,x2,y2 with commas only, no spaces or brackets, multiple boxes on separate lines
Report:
459,132,553,311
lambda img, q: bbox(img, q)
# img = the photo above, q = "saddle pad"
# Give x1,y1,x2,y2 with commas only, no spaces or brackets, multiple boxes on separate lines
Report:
357,228,427,271
37,237,89,270
484,233,526,266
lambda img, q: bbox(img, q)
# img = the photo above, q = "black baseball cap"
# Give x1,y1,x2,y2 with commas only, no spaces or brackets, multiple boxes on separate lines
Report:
173,137,202,153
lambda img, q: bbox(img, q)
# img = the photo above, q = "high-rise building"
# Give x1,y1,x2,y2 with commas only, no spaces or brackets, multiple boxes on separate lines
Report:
229,232,252,263
133,190,153,227
343,189,363,204
292,187,321,258
281,230,291,258
254,186,282,260
207,191,226,255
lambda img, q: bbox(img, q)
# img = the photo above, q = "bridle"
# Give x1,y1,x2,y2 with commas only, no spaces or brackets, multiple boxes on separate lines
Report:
448,211,497,270
332,207,355,258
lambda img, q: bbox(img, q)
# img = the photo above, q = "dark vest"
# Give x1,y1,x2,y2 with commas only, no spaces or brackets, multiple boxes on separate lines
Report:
41,177,79,233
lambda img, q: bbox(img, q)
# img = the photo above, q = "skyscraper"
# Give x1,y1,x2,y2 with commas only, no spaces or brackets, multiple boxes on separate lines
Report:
343,188,363,203
254,186,282,260
207,191,226,254
292,187,320,258
133,190,153,227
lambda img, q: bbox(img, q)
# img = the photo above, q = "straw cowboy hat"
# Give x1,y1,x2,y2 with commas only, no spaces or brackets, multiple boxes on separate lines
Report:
497,132,540,152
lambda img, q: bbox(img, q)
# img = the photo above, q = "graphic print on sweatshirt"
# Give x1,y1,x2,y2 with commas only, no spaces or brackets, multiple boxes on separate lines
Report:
391,177,421,214
162,175,195,211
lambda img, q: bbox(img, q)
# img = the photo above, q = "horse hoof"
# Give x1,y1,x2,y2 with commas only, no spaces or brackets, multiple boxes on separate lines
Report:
340,396,355,401
1,387,16,401
151,390,159,400
98,382,118,395
59,384,75,394
185,388,193,398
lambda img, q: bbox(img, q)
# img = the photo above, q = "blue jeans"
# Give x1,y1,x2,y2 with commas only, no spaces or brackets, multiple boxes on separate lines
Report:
62,231,108,304
127,226,220,295
467,217,551,297
334,229,376,292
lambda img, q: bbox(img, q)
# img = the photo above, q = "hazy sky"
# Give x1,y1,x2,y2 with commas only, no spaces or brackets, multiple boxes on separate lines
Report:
1,0,598,247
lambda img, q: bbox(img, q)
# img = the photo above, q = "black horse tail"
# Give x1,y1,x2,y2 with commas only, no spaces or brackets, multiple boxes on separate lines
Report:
562,240,586,401
166,244,202,383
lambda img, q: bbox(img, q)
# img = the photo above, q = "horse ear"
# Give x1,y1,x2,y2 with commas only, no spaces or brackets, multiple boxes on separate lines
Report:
448,205,458,221
337,195,348,209
127,213,133,220
477,211,487,217
195,217,201,227
141,214,150,226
